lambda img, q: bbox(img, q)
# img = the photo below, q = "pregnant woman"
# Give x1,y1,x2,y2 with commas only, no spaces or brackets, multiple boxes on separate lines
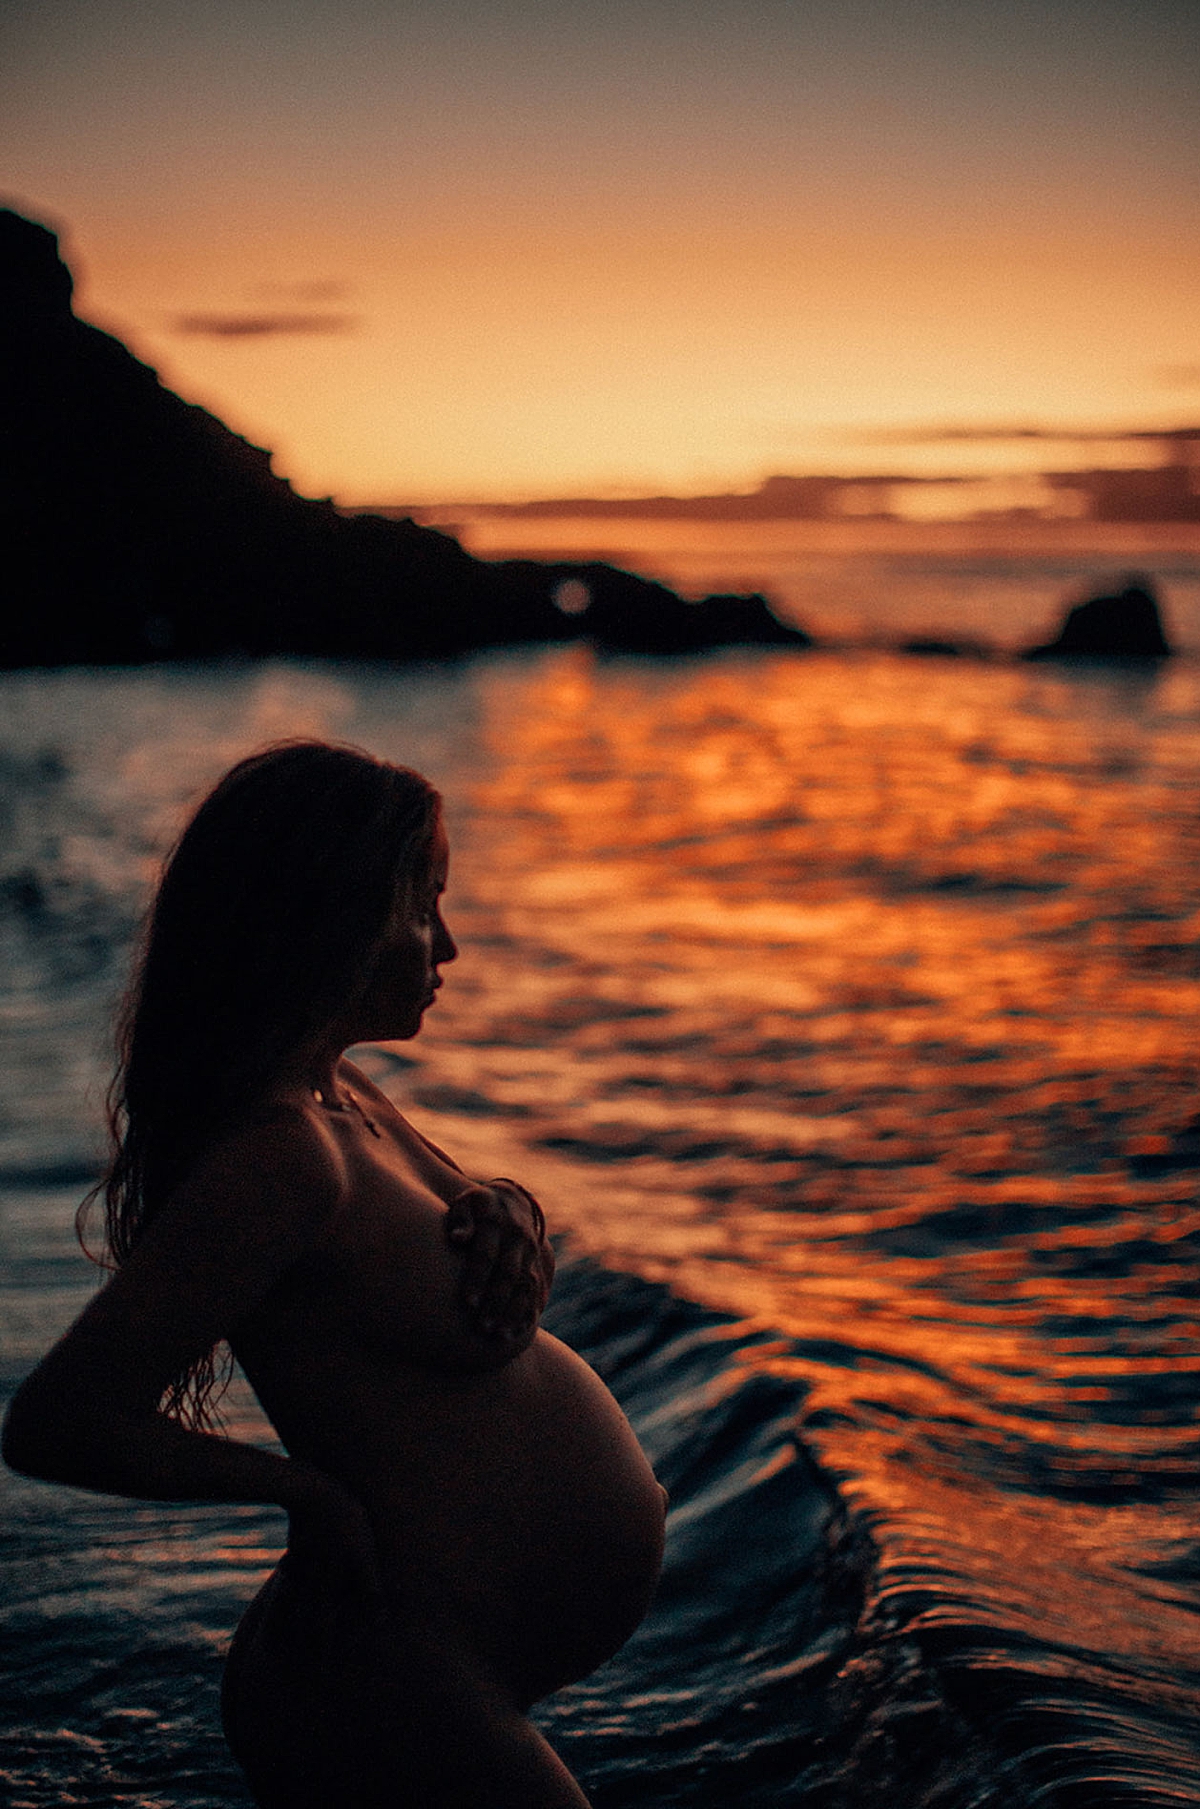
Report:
2,741,667,1807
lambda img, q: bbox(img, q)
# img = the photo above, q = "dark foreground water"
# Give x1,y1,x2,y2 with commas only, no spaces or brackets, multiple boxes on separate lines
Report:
2,638,1199,1806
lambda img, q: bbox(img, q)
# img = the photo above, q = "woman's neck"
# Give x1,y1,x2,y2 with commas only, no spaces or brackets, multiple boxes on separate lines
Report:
273,1040,346,1109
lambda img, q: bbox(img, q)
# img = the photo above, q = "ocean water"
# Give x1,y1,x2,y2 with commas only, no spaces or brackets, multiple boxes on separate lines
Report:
3,604,1200,1804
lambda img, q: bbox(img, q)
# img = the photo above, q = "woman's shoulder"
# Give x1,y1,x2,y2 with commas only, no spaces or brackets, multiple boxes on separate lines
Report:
183,1095,351,1233
338,1059,465,1173
336,1057,396,1114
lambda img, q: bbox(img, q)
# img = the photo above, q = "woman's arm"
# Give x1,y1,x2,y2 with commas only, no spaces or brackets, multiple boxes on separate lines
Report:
1,1108,380,1591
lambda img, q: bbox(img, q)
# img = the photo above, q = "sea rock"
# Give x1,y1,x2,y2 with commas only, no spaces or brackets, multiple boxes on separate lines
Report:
511,565,811,654
1022,577,1171,661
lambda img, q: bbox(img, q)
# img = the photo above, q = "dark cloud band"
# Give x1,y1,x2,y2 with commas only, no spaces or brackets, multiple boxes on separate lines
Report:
849,422,1200,446
171,312,358,339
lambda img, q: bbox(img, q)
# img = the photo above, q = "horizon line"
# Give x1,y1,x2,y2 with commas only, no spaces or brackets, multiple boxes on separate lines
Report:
340,439,1200,524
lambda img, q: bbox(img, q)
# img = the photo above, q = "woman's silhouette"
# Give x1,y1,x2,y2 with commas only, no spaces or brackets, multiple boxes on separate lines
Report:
3,741,666,1807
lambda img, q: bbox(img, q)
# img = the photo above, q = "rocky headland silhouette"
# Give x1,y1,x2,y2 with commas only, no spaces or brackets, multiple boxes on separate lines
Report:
4,209,1188,671
0,208,809,668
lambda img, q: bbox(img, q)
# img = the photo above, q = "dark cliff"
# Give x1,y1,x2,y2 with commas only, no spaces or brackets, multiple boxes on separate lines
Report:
0,209,808,666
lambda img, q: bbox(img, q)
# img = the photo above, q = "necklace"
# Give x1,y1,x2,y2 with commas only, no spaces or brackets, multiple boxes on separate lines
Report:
312,1085,382,1138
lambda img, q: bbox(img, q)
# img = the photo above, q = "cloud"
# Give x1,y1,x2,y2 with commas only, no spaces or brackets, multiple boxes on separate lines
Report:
170,311,359,339
844,422,1200,446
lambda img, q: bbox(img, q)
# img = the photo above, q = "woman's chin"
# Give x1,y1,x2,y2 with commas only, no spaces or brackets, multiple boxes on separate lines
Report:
382,1019,422,1043
350,995,435,1045
346,1018,420,1048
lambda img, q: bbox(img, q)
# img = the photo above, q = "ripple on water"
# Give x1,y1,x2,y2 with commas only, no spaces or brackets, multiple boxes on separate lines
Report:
2,651,1200,1804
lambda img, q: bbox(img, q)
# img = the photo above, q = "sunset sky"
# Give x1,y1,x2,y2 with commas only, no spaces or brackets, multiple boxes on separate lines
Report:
3,0,1197,504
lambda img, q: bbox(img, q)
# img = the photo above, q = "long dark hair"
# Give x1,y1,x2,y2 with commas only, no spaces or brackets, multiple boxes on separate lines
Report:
80,740,442,1426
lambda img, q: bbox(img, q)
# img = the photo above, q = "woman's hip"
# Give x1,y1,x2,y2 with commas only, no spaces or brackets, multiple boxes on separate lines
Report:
221,1561,586,1807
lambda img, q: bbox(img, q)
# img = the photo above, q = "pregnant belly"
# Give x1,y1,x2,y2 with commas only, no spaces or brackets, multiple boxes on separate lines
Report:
372,1333,667,1703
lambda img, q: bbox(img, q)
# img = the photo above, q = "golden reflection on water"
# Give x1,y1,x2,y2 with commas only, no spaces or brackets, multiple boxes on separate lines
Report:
7,650,1199,1796
393,646,1200,1671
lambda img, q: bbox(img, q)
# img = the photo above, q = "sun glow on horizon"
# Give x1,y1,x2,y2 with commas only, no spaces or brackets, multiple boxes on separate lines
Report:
3,0,1197,504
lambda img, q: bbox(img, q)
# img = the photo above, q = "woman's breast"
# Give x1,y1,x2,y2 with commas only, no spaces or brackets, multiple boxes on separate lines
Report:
366,1333,667,1702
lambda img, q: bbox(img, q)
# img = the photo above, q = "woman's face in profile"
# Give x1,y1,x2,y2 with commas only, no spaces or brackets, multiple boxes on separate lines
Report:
352,819,456,1042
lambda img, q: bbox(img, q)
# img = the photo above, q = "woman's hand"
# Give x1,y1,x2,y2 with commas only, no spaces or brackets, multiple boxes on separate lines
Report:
445,1179,555,1345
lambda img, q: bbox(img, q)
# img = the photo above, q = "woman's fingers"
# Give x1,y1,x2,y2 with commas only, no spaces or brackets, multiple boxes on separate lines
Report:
537,1235,556,1299
446,1184,505,1309
491,1186,554,1326
446,1180,551,1335
477,1230,535,1332
444,1181,494,1243
462,1219,505,1312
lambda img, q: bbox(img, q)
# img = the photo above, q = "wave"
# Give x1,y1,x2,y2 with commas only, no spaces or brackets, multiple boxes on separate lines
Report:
2,1233,1198,1806
541,1252,1200,1809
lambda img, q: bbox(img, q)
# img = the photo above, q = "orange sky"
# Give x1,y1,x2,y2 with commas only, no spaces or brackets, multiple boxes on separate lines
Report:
2,0,1197,504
